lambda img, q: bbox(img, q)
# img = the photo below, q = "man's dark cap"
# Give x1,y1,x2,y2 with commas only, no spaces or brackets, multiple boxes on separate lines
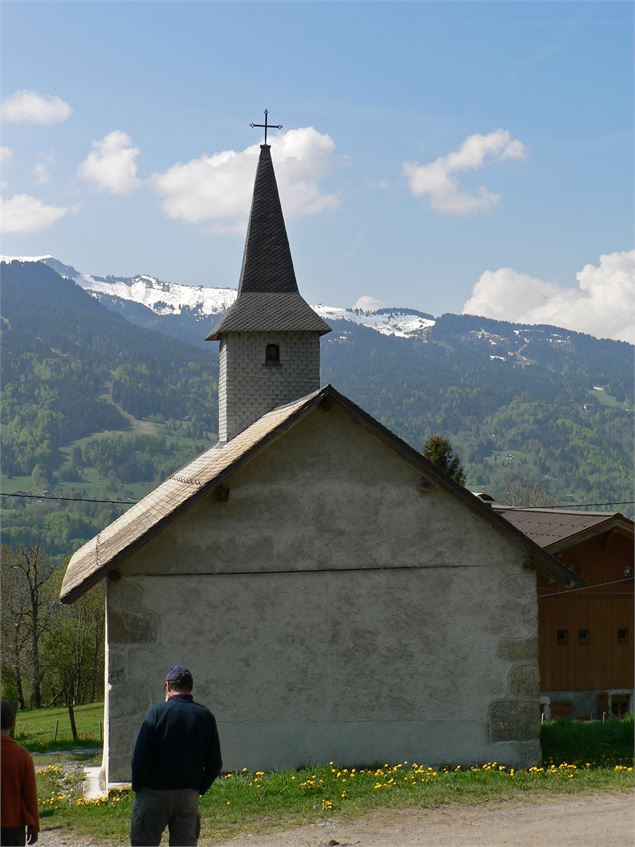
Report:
165,665,193,687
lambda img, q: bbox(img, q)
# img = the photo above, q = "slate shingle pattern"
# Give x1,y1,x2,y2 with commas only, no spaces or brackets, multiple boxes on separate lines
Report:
237,144,298,295
208,292,329,336
218,331,320,442
208,145,330,339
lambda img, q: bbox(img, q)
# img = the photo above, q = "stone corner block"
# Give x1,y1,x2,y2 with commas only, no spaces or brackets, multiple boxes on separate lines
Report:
497,637,538,662
489,699,540,743
510,664,540,698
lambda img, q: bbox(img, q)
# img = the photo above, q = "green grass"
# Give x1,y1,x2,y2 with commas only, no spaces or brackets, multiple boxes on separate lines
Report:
590,387,631,409
36,759,634,846
13,702,103,752
21,709,635,844
0,472,38,493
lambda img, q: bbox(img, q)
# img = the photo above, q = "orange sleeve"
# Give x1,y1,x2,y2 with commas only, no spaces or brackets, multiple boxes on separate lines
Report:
22,751,39,833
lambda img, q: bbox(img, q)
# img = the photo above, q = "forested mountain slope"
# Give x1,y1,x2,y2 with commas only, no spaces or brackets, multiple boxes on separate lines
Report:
320,316,632,505
1,259,632,557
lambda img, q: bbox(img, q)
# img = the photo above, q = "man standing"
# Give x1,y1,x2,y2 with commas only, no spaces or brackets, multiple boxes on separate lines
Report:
130,666,222,846
1,700,39,846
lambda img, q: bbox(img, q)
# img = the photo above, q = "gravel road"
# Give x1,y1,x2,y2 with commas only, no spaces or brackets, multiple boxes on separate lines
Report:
39,791,634,846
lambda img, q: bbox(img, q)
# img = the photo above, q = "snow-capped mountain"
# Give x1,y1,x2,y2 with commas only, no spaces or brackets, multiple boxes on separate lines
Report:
2,255,631,519
0,256,436,340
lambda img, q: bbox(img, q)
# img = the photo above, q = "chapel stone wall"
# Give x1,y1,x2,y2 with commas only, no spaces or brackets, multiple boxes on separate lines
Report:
104,405,541,783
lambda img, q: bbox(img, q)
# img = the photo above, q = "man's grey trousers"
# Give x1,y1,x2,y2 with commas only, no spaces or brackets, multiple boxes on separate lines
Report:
130,787,200,846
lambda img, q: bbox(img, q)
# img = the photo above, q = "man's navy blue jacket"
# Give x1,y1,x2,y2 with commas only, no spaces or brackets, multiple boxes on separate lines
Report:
131,694,222,794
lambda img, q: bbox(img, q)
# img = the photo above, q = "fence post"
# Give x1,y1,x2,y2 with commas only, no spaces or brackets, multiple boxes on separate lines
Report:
54,720,59,742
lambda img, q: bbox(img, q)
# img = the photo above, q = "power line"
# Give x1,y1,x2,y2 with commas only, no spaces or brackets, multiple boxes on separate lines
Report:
546,501,634,509
538,577,634,598
1,490,633,510
0,492,136,505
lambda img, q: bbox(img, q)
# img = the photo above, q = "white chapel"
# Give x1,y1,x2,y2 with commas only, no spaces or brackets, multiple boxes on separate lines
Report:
61,133,579,785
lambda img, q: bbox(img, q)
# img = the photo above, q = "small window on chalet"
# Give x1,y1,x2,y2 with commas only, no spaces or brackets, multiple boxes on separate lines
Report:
265,344,280,364
617,628,629,645
556,629,568,646
611,694,631,717
578,628,590,645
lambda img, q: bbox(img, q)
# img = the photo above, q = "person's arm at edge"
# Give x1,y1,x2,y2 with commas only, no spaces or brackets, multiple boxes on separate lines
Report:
131,708,157,793
200,715,222,795
24,749,40,845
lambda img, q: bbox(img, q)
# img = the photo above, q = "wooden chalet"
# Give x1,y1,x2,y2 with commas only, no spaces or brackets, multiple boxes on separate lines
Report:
494,507,634,719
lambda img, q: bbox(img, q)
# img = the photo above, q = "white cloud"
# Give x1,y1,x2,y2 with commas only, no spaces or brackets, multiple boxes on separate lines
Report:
0,193,69,234
353,295,386,312
77,130,141,194
2,90,71,124
32,152,54,185
0,146,13,165
462,250,635,343
32,162,50,184
152,127,339,228
403,130,526,215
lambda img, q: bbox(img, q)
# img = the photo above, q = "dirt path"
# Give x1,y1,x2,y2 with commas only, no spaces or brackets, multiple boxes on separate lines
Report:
39,791,634,846
212,792,635,847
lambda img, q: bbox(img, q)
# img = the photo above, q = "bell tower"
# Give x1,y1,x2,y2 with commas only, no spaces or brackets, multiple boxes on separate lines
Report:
207,129,330,442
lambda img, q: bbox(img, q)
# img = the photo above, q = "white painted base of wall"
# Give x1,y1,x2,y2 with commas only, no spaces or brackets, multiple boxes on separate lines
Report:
83,766,106,799
217,720,540,771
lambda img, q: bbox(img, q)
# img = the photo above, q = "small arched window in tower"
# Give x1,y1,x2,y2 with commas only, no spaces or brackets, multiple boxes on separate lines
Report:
265,343,280,365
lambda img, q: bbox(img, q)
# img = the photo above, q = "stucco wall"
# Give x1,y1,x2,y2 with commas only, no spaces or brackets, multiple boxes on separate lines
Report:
104,404,540,782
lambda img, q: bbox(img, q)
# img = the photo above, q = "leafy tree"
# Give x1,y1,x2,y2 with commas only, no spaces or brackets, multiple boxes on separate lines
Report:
0,557,29,708
31,464,49,490
422,435,466,486
501,481,556,508
0,545,57,708
44,576,105,741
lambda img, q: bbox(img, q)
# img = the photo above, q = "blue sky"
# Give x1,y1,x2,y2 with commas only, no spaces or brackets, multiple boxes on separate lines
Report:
1,2,633,340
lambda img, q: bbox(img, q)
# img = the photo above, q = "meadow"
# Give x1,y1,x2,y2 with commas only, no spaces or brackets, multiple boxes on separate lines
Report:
36,756,634,845
15,702,103,752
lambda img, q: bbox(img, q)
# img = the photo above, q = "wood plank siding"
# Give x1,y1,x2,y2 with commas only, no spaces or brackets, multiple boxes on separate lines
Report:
538,532,633,692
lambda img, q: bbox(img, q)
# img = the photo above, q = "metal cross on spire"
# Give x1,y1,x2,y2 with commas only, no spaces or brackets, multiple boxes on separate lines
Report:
250,109,282,145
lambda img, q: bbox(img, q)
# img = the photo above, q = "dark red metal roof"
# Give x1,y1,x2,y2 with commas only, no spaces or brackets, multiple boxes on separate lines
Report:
493,507,633,550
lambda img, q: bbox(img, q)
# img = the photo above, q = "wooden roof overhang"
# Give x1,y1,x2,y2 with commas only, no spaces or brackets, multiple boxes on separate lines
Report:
544,516,633,555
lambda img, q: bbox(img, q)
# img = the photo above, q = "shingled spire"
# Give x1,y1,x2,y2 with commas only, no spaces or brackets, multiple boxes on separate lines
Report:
237,143,299,295
208,145,330,337
208,140,330,442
